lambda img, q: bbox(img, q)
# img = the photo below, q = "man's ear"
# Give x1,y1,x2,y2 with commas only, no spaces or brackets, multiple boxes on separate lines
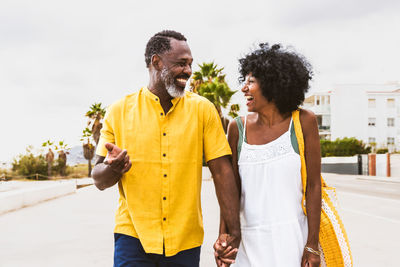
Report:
151,54,163,71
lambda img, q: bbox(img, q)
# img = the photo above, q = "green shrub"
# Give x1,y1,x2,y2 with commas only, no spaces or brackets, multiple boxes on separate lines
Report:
12,153,47,178
320,137,371,157
376,148,388,154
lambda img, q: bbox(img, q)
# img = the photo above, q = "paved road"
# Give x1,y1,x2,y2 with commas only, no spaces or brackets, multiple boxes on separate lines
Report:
323,173,400,266
0,174,399,266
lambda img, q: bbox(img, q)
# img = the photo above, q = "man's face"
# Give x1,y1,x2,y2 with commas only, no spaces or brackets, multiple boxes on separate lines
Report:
159,39,193,98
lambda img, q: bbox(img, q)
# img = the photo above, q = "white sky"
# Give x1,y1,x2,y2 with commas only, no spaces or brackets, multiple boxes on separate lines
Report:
1,0,399,162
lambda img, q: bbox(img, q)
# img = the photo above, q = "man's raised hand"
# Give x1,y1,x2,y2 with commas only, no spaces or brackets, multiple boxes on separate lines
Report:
104,143,132,174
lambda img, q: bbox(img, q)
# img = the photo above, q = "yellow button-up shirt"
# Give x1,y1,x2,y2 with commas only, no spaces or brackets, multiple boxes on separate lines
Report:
96,87,231,256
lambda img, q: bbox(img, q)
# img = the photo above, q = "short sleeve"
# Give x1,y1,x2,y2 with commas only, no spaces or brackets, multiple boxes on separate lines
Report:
203,102,232,162
96,105,115,157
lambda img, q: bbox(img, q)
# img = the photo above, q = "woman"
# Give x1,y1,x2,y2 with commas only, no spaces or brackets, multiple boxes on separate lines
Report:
215,43,321,267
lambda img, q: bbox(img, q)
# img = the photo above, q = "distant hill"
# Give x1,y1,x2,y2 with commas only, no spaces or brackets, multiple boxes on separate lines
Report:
67,145,95,166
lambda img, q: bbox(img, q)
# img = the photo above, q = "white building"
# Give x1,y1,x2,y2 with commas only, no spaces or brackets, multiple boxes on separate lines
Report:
303,84,400,151
303,92,332,140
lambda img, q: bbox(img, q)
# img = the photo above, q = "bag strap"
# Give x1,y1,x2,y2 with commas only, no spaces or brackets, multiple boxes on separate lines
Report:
235,116,245,160
292,109,327,216
292,110,308,215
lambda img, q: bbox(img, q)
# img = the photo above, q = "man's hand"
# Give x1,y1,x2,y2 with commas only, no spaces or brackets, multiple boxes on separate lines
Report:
104,143,132,174
91,143,132,190
213,233,239,267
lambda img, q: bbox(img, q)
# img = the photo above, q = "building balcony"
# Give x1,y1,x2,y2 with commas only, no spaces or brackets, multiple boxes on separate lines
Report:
319,125,331,131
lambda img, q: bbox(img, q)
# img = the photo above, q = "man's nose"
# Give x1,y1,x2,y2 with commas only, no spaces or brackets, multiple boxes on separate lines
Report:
183,64,192,76
241,84,248,92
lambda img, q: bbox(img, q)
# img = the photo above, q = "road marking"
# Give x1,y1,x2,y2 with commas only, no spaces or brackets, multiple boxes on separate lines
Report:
341,208,400,224
338,191,400,204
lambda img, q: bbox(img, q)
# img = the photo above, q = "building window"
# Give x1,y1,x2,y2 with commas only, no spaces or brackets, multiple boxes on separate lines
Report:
387,98,395,108
368,137,376,144
387,137,395,145
316,99,320,105
368,98,376,108
388,118,395,127
368,117,376,126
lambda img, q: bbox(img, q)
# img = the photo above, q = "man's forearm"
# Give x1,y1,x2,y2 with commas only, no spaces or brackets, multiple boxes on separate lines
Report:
92,163,122,190
212,168,241,237
219,214,227,234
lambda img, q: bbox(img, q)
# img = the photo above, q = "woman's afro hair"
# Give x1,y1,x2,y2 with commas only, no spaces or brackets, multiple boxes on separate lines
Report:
239,43,313,114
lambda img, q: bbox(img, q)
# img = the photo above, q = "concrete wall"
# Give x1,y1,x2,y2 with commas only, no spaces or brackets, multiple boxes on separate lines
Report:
376,154,388,176
390,154,400,177
321,163,359,175
321,154,397,177
321,156,359,175
0,181,76,214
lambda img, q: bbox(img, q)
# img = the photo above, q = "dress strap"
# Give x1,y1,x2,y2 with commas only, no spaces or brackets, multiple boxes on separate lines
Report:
290,115,300,155
288,117,293,131
243,116,247,143
235,116,247,160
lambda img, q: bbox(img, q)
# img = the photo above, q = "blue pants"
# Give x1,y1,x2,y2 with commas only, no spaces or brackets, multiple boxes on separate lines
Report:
114,233,201,267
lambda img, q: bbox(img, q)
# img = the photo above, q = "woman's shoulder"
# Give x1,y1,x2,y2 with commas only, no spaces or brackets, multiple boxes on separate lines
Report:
298,108,318,134
228,116,245,140
299,109,316,123
228,116,240,132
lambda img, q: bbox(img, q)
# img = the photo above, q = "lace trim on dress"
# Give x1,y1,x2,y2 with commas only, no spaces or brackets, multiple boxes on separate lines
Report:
239,132,294,164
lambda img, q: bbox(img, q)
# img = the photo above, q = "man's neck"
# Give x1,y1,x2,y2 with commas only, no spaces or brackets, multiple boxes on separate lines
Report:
148,81,173,114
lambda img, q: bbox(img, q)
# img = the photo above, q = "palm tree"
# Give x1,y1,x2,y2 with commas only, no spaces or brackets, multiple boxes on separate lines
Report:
190,62,240,132
84,103,106,177
81,127,95,177
54,141,70,176
85,103,106,145
42,140,54,178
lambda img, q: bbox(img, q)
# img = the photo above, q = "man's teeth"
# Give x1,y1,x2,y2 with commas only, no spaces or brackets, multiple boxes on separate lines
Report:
176,78,187,83
246,96,254,100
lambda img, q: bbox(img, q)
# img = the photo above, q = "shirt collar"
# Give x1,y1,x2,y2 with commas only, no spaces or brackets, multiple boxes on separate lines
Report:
142,86,183,106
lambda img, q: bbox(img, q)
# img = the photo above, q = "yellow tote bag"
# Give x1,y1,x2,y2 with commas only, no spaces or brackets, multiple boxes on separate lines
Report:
292,110,353,267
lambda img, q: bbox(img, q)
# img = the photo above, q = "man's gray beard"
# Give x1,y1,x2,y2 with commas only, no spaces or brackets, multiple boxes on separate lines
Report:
161,68,185,98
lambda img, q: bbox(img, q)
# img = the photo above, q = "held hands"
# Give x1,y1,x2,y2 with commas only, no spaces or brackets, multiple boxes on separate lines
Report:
213,234,239,267
301,245,321,267
104,143,132,175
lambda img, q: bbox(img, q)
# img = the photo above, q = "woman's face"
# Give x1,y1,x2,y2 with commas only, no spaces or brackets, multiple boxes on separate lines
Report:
241,74,268,112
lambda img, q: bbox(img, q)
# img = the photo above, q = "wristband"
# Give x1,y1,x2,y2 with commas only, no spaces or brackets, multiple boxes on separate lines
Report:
304,246,321,256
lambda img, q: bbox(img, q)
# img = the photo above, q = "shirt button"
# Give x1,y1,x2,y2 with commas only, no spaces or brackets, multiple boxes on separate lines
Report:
163,197,166,200
160,112,163,116
163,217,166,221
155,98,158,101
163,133,166,136
163,153,166,157
164,174,167,177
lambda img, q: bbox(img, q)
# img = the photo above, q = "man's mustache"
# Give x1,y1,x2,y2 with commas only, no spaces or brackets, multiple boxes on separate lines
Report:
175,74,191,80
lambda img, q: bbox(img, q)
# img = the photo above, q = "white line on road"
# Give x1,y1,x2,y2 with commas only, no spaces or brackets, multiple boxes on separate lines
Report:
339,191,400,204
341,208,400,224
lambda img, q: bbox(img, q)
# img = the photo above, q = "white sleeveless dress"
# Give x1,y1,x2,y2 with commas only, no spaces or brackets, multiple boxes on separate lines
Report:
233,117,308,267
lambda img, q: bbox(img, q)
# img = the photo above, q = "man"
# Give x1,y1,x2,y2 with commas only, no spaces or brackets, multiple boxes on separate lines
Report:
92,30,240,267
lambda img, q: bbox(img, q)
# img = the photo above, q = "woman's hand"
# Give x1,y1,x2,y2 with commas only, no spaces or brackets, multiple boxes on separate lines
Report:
301,247,321,267
213,234,238,267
